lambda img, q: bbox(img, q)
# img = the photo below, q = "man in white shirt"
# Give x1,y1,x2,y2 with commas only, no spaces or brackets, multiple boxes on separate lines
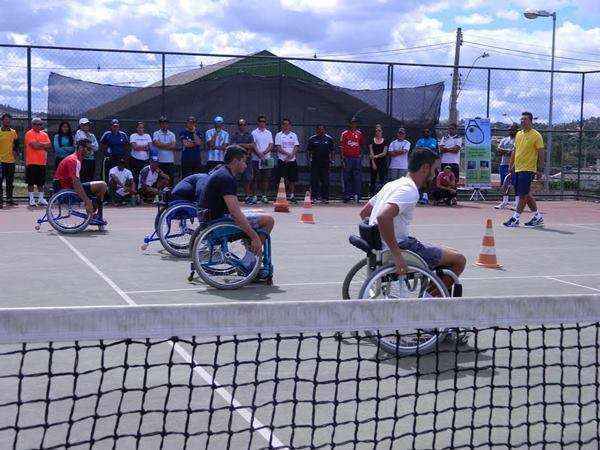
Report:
439,123,463,182
152,117,178,186
359,148,466,290
387,127,411,179
494,123,519,209
138,156,170,203
108,158,136,205
251,115,274,204
274,118,300,203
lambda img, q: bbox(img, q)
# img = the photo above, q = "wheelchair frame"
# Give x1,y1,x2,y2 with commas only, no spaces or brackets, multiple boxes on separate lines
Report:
35,189,106,234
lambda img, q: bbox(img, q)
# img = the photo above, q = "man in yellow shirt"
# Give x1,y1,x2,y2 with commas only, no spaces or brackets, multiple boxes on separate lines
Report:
503,111,545,228
0,113,19,208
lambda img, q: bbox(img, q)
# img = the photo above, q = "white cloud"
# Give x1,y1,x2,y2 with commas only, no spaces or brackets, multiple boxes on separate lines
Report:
463,0,486,9
455,13,494,25
7,33,31,45
418,1,450,14
279,0,338,14
496,10,520,21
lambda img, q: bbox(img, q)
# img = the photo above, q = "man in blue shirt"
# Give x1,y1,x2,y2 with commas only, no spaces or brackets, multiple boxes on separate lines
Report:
205,116,230,173
179,116,203,179
307,124,335,203
414,128,439,204
100,119,129,182
199,145,274,278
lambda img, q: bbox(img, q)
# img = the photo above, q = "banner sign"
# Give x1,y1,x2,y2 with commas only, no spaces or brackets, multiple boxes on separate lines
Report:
464,118,491,188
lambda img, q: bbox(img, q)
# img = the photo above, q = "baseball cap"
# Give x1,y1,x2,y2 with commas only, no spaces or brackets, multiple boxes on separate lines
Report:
150,155,159,162
111,119,119,125
158,116,168,123
187,116,196,123
31,117,43,125
79,118,90,125
213,116,224,124
397,127,406,134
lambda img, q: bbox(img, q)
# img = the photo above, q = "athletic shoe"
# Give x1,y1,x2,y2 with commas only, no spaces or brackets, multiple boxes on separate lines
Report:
503,217,519,227
289,196,297,204
29,198,36,207
238,252,258,275
261,195,269,204
524,216,544,228
7,199,17,206
446,329,470,346
494,202,508,210
252,195,258,204
38,197,48,207
244,196,255,205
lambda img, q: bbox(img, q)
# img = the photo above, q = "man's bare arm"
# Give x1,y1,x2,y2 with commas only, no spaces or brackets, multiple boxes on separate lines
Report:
359,202,373,220
377,203,408,273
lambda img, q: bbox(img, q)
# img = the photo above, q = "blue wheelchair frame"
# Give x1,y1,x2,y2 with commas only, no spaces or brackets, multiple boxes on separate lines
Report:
142,199,196,249
36,190,106,232
188,216,273,286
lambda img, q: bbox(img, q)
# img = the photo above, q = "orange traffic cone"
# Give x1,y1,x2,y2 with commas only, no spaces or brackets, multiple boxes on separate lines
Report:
300,191,315,224
474,218,502,269
273,178,290,213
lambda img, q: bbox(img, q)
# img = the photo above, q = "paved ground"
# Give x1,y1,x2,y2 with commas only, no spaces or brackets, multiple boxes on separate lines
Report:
1,199,599,449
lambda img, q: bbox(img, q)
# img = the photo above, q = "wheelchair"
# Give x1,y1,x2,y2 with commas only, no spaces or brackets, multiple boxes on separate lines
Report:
341,221,463,356
141,189,199,258
187,213,273,290
35,189,107,234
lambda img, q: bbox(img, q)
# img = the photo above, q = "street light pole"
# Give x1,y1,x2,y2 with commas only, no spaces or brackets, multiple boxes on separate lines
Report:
546,12,556,190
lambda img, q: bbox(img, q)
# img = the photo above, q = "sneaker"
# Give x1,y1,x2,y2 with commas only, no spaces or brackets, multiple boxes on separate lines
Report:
38,197,48,207
29,198,37,207
289,196,297,204
494,202,508,210
244,196,254,205
252,195,258,204
524,216,544,228
503,216,520,227
238,252,258,275
7,199,17,206
446,329,469,346
261,195,269,204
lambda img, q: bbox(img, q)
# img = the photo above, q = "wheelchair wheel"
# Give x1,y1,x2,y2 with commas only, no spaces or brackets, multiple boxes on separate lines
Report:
158,203,198,258
47,190,91,234
342,258,369,300
191,221,261,290
358,263,450,356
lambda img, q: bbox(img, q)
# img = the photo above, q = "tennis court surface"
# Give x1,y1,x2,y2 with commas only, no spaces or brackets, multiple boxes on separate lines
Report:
1,199,600,448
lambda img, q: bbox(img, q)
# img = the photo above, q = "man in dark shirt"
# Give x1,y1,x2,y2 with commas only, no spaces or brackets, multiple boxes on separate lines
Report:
179,116,203,179
230,118,257,204
307,124,335,203
100,119,129,182
200,145,275,276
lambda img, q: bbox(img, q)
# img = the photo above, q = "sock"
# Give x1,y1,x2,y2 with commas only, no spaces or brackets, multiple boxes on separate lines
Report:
512,212,520,220
502,195,508,203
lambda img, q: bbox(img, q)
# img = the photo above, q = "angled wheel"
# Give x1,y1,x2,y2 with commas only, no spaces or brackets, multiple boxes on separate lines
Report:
47,190,91,234
158,203,198,258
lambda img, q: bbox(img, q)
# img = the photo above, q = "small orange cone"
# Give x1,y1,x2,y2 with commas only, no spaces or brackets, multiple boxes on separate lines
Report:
273,178,290,213
300,191,315,224
474,218,502,269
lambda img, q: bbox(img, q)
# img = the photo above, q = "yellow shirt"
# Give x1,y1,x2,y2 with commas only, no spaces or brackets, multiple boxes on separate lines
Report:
514,128,544,173
0,128,18,163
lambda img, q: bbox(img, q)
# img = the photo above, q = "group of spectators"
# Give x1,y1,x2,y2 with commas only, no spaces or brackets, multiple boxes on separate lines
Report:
0,111,467,208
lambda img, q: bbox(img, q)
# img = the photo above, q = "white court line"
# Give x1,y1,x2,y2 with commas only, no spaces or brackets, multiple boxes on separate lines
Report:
546,277,600,293
57,235,286,449
568,224,600,232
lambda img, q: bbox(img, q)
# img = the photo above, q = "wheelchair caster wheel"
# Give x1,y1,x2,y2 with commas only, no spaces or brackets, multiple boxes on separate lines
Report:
265,276,273,286
34,225,40,231
187,274,194,282
140,244,148,251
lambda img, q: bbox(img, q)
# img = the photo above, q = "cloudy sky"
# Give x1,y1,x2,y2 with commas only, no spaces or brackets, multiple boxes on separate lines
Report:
2,0,600,122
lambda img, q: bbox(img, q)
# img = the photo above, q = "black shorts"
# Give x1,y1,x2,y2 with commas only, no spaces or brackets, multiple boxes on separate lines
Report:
276,160,298,183
52,179,94,197
514,171,535,196
25,165,46,187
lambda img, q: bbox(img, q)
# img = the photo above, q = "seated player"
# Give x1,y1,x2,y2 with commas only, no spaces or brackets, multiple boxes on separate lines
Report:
53,139,108,221
170,172,208,203
199,145,275,279
138,156,170,203
108,158,136,205
430,165,458,206
359,148,466,294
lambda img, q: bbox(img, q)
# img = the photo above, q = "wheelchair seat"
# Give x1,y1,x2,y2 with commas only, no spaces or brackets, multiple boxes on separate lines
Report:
348,222,383,255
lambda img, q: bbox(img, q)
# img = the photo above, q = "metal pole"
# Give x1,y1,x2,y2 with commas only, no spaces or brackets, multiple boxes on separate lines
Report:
388,64,394,134
545,13,556,191
449,28,463,124
27,46,32,127
577,73,585,200
486,68,491,118
161,53,166,116
277,59,283,128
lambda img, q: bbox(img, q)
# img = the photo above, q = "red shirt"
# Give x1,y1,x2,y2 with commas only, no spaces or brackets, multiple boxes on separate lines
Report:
436,171,456,188
54,153,81,189
340,129,364,158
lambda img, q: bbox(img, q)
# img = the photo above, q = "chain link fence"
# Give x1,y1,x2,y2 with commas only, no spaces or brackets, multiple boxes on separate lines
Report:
0,43,598,199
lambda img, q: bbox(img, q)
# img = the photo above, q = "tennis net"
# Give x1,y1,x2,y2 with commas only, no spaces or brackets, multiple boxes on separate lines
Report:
1,294,599,449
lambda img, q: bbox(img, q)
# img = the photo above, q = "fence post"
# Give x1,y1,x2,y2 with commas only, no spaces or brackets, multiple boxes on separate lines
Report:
277,58,283,128
27,46,32,127
161,53,166,116
486,68,491,119
577,72,585,200
388,64,394,133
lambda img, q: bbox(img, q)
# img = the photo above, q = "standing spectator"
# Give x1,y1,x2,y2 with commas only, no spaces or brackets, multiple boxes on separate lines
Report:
24,118,51,207
152,116,178,186
205,116,229,172
53,121,75,170
494,123,519,209
179,116,203,178
307,124,335,204
230,118,257,204
274,118,300,203
431,165,458,206
503,111,545,228
108,158,136,205
439,123,462,182
388,127,411,180
415,128,438,204
74,118,98,183
340,117,365,203
251,115,274,204
0,113,19,207
129,121,152,187
100,119,129,182
138,156,169,203
368,124,388,196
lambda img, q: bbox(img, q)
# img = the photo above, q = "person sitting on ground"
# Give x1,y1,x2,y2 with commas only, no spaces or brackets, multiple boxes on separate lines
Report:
199,145,275,280
53,139,107,224
138,156,170,204
170,172,208,203
359,148,466,295
108,158,136,205
430,165,458,206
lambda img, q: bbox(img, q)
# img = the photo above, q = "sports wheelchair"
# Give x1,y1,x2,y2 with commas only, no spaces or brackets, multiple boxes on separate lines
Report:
187,213,273,290
341,221,463,356
141,189,199,258
35,189,107,234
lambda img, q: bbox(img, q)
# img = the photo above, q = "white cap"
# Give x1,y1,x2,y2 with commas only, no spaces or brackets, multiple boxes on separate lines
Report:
79,117,90,125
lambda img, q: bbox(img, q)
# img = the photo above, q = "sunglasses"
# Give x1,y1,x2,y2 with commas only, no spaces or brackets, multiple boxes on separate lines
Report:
258,120,267,123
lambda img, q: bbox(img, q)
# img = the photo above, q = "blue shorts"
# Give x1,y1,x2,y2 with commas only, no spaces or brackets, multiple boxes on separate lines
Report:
223,213,268,236
398,237,443,269
514,171,535,196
